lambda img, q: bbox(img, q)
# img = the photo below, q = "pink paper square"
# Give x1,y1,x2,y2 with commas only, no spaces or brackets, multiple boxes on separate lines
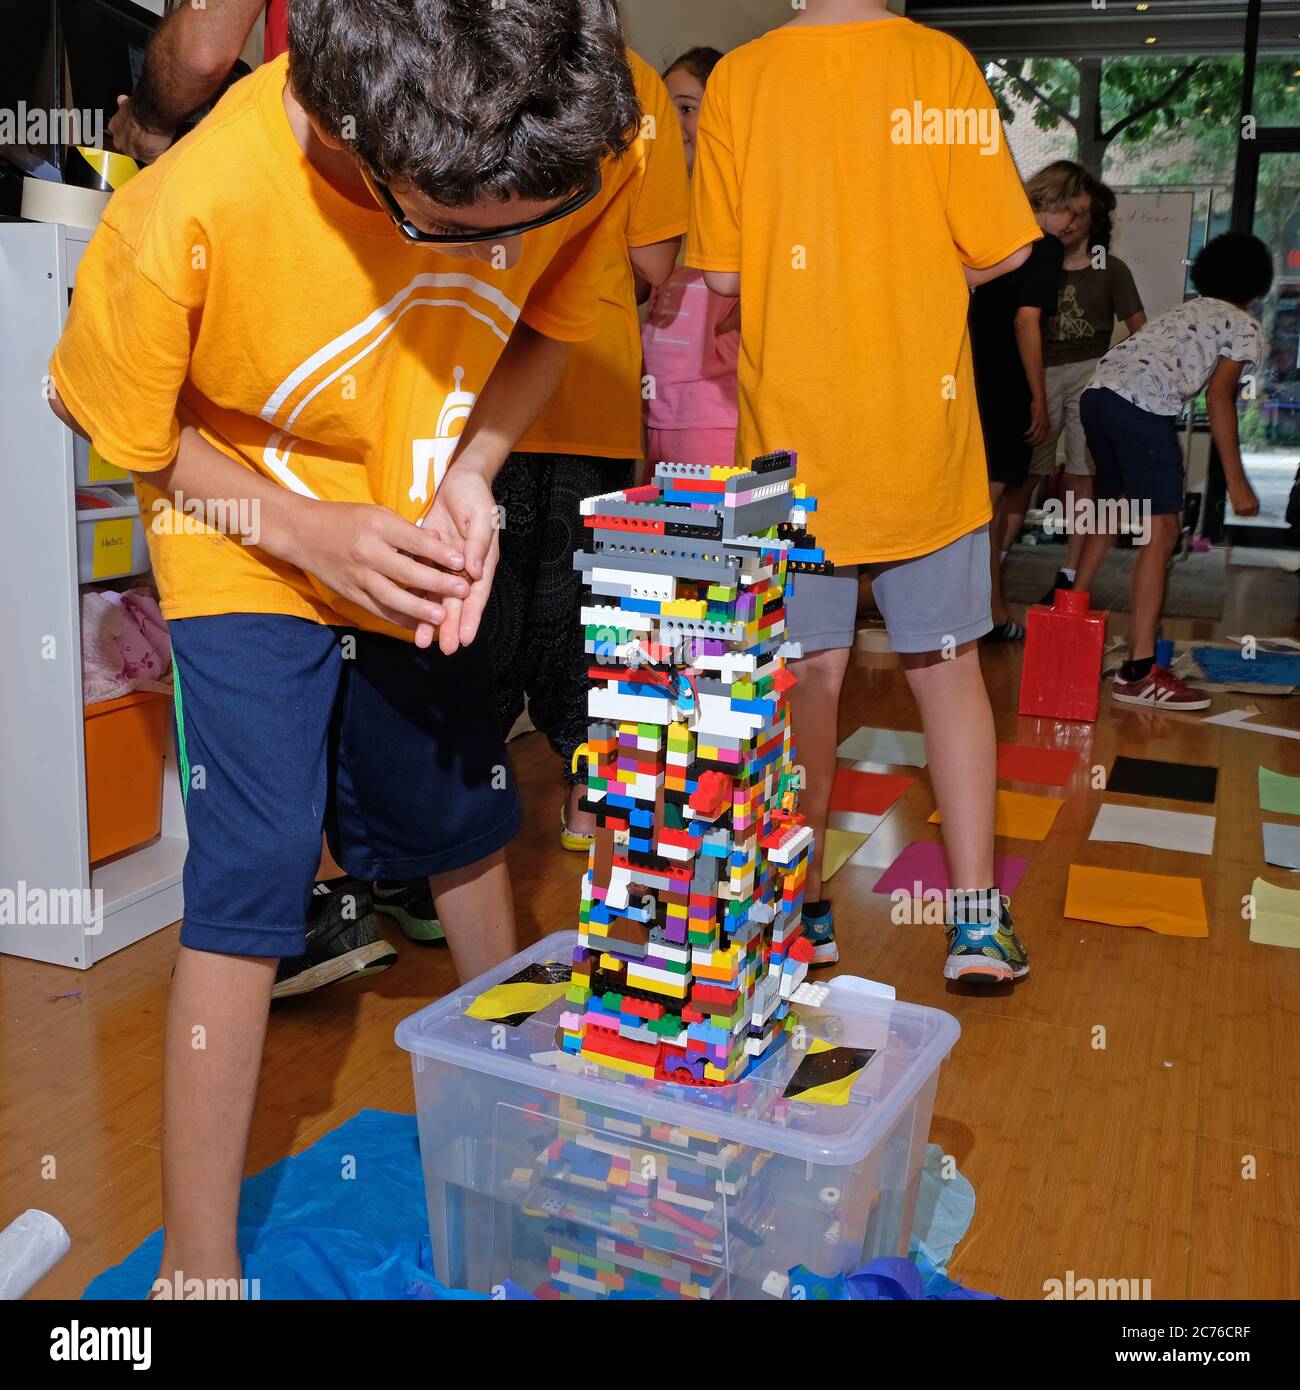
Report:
871,840,1030,899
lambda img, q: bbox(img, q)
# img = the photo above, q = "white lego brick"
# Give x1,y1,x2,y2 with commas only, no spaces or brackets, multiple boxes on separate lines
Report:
790,981,830,1008
589,687,671,726
762,1271,791,1299
593,566,675,599
693,652,758,677
766,824,814,866
698,691,765,738
581,604,654,632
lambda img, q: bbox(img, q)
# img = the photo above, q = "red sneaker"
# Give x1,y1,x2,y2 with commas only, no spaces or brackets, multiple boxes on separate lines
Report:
1111,664,1210,711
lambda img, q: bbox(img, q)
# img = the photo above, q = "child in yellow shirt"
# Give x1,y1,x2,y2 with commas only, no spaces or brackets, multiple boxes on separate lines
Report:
49,0,640,1292
688,0,1041,979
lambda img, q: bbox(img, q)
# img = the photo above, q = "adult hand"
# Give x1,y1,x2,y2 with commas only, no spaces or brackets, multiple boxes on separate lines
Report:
108,95,175,163
289,501,470,646
418,465,501,656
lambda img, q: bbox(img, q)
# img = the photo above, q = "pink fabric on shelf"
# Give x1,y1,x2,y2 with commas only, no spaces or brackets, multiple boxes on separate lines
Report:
81,587,172,705
642,268,740,432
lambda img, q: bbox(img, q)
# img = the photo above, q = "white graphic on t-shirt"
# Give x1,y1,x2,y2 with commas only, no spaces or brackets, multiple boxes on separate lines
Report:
411,366,477,505
1052,285,1093,343
256,272,519,497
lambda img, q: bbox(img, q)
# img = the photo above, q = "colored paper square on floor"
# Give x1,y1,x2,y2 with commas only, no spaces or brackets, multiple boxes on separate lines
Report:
821,827,871,882
829,767,913,816
1088,803,1215,856
871,840,1029,899
996,743,1079,788
1106,755,1217,804
1262,822,1300,871
835,726,927,768
929,789,1062,841
1258,766,1300,816
1064,864,1208,938
1247,878,1300,950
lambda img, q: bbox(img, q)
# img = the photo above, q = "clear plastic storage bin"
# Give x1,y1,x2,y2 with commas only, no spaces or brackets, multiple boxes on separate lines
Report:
75,487,148,583
396,931,960,1300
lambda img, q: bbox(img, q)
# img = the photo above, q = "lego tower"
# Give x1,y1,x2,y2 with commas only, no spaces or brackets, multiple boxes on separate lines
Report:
560,451,829,1086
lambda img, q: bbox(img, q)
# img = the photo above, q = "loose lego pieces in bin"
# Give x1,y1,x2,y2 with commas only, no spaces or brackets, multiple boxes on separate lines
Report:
565,451,831,1087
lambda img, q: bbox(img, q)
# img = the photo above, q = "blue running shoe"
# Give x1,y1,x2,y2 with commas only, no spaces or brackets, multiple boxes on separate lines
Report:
803,901,839,967
943,899,1028,983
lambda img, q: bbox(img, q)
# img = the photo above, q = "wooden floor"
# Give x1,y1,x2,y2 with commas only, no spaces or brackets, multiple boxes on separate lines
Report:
7,562,1300,1300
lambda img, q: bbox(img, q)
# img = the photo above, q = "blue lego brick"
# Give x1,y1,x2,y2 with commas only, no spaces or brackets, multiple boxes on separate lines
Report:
618,681,672,699
621,598,663,615
630,808,654,827
729,697,775,717
786,547,825,564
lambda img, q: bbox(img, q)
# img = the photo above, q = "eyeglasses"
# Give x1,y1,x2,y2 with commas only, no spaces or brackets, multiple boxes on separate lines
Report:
360,165,603,246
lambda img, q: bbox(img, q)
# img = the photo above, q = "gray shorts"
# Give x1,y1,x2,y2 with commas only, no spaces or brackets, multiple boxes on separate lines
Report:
785,527,992,655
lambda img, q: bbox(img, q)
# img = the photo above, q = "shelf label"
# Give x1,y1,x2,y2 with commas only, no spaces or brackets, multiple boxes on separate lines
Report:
91,518,134,578
88,445,128,482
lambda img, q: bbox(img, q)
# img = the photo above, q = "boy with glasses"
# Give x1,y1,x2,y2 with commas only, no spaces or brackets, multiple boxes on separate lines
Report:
49,0,640,1292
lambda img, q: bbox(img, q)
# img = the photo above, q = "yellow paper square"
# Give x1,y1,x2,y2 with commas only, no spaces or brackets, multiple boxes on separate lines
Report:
91,517,134,579
1064,864,1208,938
87,445,128,482
822,827,869,882
930,789,1061,842
1248,877,1300,951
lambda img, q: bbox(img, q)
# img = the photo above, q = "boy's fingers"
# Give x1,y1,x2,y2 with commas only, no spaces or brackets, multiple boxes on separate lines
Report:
438,597,465,656
384,552,472,599
364,574,446,628
377,510,465,570
460,501,496,580
457,535,500,646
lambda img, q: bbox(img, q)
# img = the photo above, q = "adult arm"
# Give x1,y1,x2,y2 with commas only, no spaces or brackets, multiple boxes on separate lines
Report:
109,0,266,161
1014,306,1051,445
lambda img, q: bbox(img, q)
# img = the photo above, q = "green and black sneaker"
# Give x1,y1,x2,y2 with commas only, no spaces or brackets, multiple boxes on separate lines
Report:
373,877,444,943
272,877,398,1000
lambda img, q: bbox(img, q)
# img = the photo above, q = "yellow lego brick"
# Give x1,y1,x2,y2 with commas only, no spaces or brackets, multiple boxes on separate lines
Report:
584,1050,657,1079
662,599,707,619
599,953,625,973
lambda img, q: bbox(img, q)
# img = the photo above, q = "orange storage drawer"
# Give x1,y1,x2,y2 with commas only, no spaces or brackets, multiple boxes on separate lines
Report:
84,690,169,865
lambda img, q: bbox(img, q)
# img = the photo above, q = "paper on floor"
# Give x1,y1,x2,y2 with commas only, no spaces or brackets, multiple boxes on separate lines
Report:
1088,803,1215,856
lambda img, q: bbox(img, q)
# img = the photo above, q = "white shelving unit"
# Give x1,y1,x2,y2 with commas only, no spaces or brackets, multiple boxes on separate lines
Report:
0,220,186,968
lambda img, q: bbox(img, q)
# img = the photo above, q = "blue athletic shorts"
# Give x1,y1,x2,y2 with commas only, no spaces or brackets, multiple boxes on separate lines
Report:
169,615,522,958
1080,386,1185,516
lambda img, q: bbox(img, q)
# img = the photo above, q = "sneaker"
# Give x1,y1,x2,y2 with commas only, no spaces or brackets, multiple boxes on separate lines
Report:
373,877,444,943
803,901,839,966
943,899,1029,983
1036,571,1072,608
271,879,398,999
560,803,595,853
982,616,1024,643
1111,664,1210,711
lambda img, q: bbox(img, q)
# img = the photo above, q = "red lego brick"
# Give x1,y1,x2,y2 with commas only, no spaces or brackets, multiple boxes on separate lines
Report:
1019,589,1108,722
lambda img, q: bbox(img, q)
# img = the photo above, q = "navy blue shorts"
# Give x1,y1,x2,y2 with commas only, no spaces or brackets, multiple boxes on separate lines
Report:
1080,386,1185,517
169,615,521,958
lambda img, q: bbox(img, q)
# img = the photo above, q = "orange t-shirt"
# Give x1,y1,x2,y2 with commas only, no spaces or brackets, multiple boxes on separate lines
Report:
517,49,690,459
51,56,637,639
687,17,1042,565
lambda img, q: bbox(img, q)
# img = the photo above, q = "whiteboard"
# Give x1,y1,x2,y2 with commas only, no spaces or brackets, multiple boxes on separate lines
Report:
1110,191,1196,325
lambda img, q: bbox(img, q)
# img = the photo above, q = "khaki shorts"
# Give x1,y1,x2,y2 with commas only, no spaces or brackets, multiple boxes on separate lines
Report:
1029,357,1099,477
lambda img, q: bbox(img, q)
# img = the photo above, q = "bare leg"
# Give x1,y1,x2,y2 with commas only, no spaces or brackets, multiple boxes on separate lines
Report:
155,948,277,1295
1062,473,1096,575
902,643,996,891
1074,527,1118,598
1127,513,1180,662
565,781,595,837
998,478,1038,554
988,481,1009,624
787,645,852,900
431,847,517,979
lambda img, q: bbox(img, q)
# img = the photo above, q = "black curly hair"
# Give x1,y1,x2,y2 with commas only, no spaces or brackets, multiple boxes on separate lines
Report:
288,0,639,206
1191,232,1274,306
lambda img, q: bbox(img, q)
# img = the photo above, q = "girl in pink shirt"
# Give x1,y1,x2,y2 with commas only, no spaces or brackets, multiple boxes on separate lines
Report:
642,48,740,470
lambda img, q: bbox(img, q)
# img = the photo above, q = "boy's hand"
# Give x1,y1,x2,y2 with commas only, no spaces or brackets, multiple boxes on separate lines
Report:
418,465,501,656
1024,396,1051,447
290,502,470,642
1228,479,1260,519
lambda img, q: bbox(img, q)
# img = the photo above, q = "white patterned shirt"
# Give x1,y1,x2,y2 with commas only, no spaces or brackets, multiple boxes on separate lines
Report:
1089,297,1264,417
